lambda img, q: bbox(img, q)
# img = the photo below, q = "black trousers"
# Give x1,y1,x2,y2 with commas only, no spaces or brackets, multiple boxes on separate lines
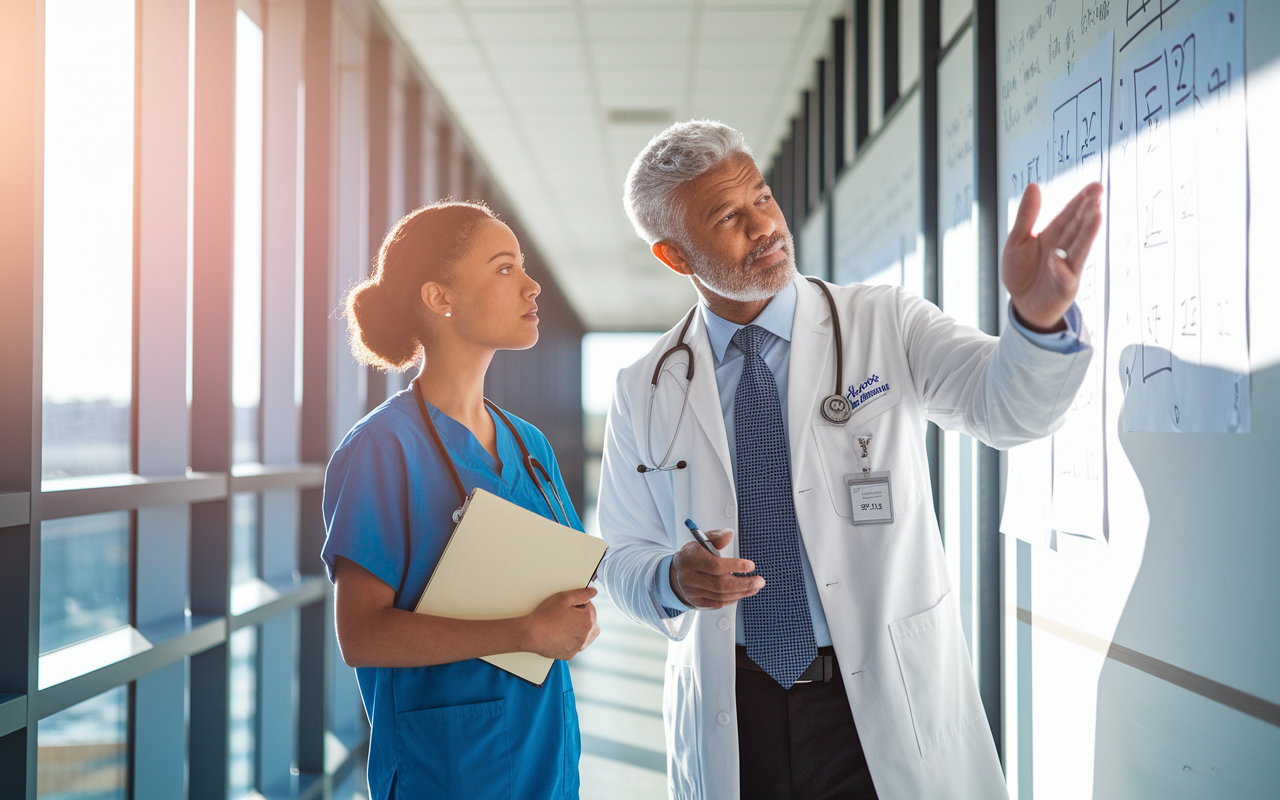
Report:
736,647,879,800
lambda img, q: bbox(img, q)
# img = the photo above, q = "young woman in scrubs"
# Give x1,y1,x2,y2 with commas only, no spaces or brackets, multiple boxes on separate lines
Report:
321,201,600,799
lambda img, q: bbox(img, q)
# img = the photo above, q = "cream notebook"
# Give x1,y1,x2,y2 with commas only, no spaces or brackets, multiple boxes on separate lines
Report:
412,487,608,686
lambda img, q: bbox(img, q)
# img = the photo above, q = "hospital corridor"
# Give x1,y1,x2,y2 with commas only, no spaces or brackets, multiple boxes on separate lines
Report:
3,0,1279,797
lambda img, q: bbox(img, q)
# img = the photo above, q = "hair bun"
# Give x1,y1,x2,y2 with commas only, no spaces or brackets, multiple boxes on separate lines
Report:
343,200,499,372
345,278,420,371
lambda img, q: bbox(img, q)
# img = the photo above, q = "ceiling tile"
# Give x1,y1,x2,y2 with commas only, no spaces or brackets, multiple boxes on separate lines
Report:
700,9,806,39
395,10,471,42
427,68,497,95
595,67,684,96
499,67,593,95
414,42,486,70
600,99,682,121
517,107,600,128
487,41,588,70
468,10,579,40
383,0,845,331
381,0,453,10
694,38,793,67
511,93,596,114
588,39,687,68
460,0,573,7
580,0,688,7
695,66,789,92
585,9,694,39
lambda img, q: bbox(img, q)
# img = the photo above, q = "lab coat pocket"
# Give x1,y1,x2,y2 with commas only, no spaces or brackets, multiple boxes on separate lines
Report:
395,699,513,799
664,664,703,800
888,592,984,757
562,690,581,798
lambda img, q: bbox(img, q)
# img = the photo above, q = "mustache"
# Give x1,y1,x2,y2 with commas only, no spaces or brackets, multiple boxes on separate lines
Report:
744,234,789,269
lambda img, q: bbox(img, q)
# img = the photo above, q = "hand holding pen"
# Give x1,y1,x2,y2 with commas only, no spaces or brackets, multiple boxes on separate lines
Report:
668,518,765,610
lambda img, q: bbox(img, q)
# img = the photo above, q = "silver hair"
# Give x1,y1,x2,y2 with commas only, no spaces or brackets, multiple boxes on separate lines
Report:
623,119,753,246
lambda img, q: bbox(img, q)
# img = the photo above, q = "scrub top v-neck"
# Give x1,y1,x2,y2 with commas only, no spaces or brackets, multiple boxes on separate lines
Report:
322,388,585,800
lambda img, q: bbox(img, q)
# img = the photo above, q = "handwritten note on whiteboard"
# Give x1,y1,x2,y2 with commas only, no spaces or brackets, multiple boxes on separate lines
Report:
1110,0,1250,433
1042,33,1112,539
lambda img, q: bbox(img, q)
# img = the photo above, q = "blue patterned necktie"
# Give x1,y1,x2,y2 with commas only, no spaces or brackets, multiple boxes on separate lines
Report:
732,324,817,688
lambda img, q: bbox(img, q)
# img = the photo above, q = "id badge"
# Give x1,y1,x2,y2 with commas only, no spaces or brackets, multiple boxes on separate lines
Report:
845,471,894,525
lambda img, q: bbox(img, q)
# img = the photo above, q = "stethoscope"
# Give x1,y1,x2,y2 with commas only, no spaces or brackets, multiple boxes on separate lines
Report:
413,378,569,526
638,276,851,474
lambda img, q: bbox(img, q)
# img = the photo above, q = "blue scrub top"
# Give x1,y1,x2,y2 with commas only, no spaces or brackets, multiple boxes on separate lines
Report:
321,388,586,800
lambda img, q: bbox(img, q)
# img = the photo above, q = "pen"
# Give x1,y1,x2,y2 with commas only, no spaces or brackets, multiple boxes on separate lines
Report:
685,518,755,577
684,519,719,557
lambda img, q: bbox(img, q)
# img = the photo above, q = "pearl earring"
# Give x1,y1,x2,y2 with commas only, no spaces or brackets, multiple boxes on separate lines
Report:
444,311,452,318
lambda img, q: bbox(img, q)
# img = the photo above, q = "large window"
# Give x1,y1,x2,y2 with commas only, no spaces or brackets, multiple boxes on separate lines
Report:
37,686,129,799
234,10,264,465
4,0,557,794
39,512,131,654
41,0,135,480
228,626,258,799
37,2,135,790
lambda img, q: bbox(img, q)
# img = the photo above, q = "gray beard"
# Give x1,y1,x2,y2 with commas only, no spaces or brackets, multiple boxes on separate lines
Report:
688,235,797,303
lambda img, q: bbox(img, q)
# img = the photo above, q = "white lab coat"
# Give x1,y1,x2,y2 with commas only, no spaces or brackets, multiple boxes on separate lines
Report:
596,278,1091,800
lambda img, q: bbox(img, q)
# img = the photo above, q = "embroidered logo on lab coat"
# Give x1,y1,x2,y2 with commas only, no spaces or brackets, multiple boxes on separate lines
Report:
846,374,891,413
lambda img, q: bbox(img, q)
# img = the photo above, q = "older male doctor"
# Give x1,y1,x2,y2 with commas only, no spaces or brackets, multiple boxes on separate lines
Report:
595,120,1100,800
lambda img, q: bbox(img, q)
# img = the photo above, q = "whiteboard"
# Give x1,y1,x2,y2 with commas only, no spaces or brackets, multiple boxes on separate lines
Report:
832,90,923,294
994,1,1278,798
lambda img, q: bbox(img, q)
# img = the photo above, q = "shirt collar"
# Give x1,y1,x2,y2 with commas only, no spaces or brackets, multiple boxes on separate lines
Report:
700,278,798,364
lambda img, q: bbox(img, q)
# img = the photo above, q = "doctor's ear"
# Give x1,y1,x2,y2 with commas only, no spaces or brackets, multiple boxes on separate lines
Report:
419,282,453,319
652,241,694,277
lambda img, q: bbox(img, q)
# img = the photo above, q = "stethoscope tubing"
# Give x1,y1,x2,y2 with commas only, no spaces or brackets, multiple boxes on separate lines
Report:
412,378,569,527
484,397,570,526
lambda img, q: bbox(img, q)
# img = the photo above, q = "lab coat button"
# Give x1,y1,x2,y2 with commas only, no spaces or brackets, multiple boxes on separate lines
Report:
725,504,735,518
717,712,731,726
718,617,730,631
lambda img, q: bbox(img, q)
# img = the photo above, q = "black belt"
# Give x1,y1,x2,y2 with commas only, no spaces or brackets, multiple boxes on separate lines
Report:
736,645,836,684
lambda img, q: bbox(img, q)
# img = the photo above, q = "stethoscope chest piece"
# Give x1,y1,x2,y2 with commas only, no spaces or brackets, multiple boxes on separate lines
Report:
821,393,853,425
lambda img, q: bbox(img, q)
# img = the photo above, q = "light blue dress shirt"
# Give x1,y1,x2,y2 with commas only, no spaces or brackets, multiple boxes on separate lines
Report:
651,279,1084,648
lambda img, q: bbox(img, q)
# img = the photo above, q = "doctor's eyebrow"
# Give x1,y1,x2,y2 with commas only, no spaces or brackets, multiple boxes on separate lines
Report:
706,178,769,222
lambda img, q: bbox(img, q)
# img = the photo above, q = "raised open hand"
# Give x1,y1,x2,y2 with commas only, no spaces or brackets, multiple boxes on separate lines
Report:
1001,182,1104,332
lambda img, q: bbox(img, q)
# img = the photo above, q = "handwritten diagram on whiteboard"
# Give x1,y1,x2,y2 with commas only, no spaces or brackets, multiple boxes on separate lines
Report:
1110,0,1250,433
1042,32,1112,539
1003,35,1113,542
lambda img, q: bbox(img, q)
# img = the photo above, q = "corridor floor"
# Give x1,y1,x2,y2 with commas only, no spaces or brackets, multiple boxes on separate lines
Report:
572,594,669,798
